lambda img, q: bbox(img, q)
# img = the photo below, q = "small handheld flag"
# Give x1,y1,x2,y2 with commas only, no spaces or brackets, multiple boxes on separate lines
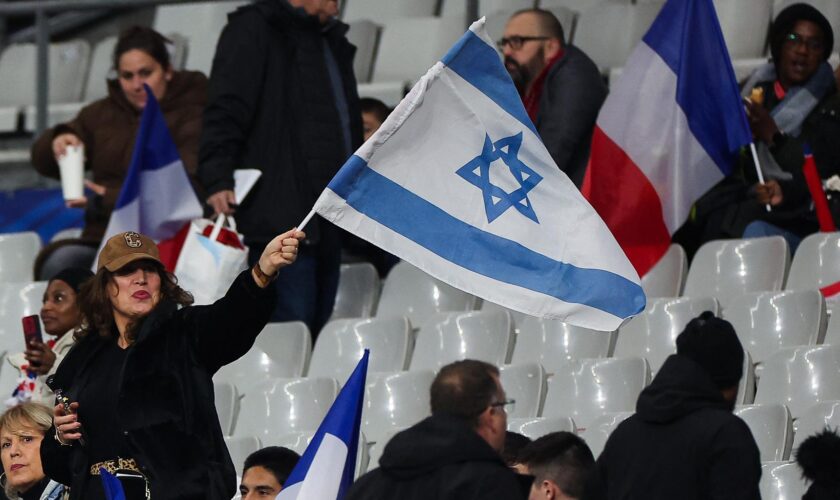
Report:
99,468,126,500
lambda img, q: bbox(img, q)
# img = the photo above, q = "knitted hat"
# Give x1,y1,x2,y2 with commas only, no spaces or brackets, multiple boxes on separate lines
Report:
676,311,744,389
770,3,834,62
49,267,94,293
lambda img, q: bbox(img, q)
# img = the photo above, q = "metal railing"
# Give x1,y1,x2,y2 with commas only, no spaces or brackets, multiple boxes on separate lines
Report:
0,0,479,135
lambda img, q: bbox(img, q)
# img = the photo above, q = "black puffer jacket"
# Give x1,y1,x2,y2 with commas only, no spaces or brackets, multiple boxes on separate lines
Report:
198,0,363,245
586,354,761,500
346,415,531,500
40,270,276,499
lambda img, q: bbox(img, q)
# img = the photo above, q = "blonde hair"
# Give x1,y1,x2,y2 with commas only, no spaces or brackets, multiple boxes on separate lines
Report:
0,403,52,498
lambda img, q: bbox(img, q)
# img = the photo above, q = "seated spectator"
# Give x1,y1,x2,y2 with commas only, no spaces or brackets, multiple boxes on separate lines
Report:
503,431,532,469
586,312,761,500
7,268,92,406
518,432,594,500
0,402,65,499
239,446,300,498
30,26,207,279
500,9,606,187
689,3,840,252
360,97,391,141
797,428,840,499
346,359,531,499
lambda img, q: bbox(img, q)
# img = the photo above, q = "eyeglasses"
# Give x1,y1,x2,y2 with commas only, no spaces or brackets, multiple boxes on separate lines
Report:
784,32,824,52
496,36,549,51
489,399,516,414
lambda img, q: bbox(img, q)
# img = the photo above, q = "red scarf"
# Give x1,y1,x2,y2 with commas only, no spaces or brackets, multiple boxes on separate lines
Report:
523,50,564,122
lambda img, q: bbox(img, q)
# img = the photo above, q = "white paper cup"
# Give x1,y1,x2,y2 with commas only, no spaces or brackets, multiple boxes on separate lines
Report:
58,144,85,200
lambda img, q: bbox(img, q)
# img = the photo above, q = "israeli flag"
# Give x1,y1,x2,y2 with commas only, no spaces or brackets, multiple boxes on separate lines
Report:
314,19,645,331
277,350,369,500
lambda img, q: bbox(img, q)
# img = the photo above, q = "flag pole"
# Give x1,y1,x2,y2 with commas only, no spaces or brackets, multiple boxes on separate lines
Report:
749,142,772,212
297,209,316,232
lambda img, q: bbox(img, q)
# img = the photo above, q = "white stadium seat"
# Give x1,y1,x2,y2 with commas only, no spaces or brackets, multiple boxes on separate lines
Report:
755,345,840,418
0,281,48,349
713,0,773,59
410,310,512,371
224,435,261,478
343,0,437,22
684,237,790,310
573,2,660,73
214,322,311,388
308,317,412,381
268,430,370,479
362,370,434,443
366,427,402,472
508,416,577,441
792,400,840,451
734,404,793,461
786,232,840,311
512,316,614,371
330,262,381,320
234,377,338,439
641,244,688,298
0,232,42,282
499,363,546,418
759,461,810,500
578,411,633,460
214,381,238,436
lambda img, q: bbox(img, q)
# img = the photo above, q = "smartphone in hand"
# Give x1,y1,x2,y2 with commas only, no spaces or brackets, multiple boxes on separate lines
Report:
22,315,43,367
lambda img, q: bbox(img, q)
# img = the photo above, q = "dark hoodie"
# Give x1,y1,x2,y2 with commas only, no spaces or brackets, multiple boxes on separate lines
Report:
586,354,761,500
346,415,530,500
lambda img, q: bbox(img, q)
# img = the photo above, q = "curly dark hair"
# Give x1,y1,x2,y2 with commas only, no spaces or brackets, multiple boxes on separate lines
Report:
76,259,193,344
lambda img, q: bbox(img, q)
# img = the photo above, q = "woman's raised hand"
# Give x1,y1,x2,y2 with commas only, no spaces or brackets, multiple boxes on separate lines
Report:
255,229,305,281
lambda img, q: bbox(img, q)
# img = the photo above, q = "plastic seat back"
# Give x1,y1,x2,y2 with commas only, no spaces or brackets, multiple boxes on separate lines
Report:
579,411,634,459
734,404,793,461
712,0,772,59
792,400,840,451
214,381,238,436
371,17,466,83
755,345,840,418
362,370,434,442
513,316,614,371
234,377,338,439
641,244,687,298
759,462,810,500
787,232,840,310
224,435,260,477
499,363,546,418
410,310,512,371
331,262,381,320
0,233,41,282
507,416,577,441
255,321,312,377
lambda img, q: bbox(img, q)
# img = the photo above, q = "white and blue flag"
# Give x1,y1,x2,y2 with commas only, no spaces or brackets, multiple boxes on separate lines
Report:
277,350,368,500
313,19,645,331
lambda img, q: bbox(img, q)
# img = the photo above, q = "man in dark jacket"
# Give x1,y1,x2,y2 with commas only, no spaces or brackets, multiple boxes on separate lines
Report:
500,8,606,188
586,312,761,500
198,0,362,335
346,359,531,499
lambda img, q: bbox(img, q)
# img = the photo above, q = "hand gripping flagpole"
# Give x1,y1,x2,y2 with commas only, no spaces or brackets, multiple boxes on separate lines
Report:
748,142,772,212
297,209,316,233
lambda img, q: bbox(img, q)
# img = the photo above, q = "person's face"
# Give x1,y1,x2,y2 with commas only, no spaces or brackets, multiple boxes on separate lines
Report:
40,279,81,336
117,49,173,110
362,111,383,141
107,260,162,325
501,13,553,92
777,20,826,89
240,465,282,498
484,375,509,453
292,0,339,24
0,425,46,495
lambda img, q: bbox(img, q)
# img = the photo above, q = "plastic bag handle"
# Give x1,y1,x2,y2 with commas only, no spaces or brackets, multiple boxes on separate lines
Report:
208,213,239,242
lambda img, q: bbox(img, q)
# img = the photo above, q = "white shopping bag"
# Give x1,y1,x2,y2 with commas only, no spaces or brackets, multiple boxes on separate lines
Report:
174,214,249,305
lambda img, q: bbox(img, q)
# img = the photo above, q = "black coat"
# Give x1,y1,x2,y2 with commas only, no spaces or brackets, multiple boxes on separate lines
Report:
198,0,363,245
346,415,531,500
40,270,276,500
586,354,761,500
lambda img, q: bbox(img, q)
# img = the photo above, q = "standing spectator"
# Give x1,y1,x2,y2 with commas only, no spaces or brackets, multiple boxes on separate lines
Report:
239,446,300,498
518,432,595,500
500,9,606,187
346,360,531,499
586,312,761,500
199,0,363,336
30,26,207,279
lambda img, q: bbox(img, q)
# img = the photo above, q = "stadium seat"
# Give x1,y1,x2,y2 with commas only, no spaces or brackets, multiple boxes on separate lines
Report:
540,0,631,10
347,21,382,84
641,244,688,298
269,430,370,479
215,321,311,388
330,262,381,320
308,317,412,381
734,404,793,461
786,232,840,311
480,301,529,333
826,313,840,346
712,0,772,59
224,435,261,478
49,227,83,243
791,400,840,451
724,291,827,367
499,363,546,418
0,232,42,282
441,0,534,18
512,316,614,372
542,357,650,431
410,310,513,371
214,380,238,436
343,0,437,21
508,416,577,441
366,427,402,472
572,3,661,73
683,237,790,310
614,296,720,374
362,370,434,443
0,281,48,347
759,461,810,500
754,345,840,418
578,411,633,460
152,1,248,75
234,377,338,439
738,351,757,405
376,262,478,329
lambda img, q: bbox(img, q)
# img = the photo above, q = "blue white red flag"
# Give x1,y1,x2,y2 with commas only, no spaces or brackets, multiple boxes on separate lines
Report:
277,350,369,500
313,20,644,331
583,0,752,277
99,468,126,500
96,84,202,267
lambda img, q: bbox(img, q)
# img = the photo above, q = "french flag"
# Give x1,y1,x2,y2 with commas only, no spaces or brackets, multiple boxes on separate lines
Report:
98,84,202,269
582,0,752,277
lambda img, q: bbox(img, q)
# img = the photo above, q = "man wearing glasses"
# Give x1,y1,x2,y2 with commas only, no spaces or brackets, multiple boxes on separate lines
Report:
499,9,606,188
346,359,531,499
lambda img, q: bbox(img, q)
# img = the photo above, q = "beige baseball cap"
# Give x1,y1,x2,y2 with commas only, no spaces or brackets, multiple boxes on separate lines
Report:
97,231,162,272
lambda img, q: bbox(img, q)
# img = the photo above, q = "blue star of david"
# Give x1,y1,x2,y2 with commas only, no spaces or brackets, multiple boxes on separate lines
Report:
456,132,543,224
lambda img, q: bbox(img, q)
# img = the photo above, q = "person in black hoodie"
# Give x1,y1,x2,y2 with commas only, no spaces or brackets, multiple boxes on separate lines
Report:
796,428,840,500
586,312,761,500
346,359,531,500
